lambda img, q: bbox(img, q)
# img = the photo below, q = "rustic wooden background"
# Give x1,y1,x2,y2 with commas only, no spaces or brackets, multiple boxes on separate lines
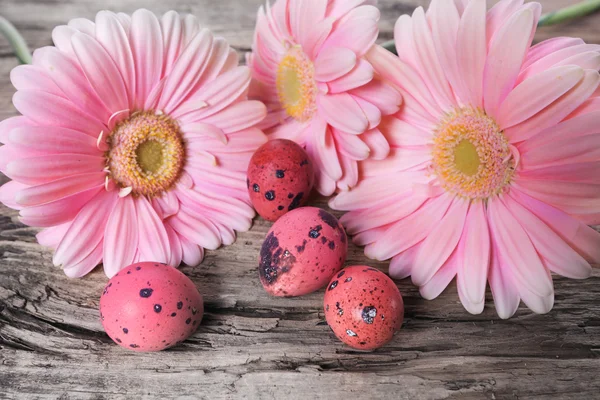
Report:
0,0,599,399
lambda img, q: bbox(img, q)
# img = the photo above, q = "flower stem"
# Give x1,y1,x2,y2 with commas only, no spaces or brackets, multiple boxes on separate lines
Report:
382,0,600,55
0,16,32,64
538,0,600,27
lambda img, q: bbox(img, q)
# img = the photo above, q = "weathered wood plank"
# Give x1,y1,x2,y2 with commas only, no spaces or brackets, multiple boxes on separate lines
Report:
1,0,600,399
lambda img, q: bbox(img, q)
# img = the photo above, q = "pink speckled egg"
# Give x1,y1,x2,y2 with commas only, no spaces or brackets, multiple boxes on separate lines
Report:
99,262,203,352
259,207,347,297
247,139,314,222
324,266,404,351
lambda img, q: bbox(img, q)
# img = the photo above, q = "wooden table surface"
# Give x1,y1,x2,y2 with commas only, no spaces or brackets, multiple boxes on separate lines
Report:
1,1,599,399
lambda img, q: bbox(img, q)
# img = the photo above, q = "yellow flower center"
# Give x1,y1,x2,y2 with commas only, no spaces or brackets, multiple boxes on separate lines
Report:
432,108,514,200
107,112,185,197
276,46,317,122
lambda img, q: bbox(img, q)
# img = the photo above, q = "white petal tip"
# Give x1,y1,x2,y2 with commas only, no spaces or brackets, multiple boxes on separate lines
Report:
119,187,133,197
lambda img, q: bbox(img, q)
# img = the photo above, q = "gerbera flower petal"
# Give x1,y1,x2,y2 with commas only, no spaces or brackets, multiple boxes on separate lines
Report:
130,9,164,109
497,65,585,129
136,197,171,264
483,7,536,117
103,196,139,277
411,198,469,286
420,252,457,301
314,47,357,82
317,93,368,135
53,190,117,268
457,201,491,306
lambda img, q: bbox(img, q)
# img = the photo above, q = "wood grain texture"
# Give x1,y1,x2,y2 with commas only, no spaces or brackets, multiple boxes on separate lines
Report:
1,1,599,399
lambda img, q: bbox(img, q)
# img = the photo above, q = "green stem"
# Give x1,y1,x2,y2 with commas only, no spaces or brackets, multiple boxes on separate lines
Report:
382,0,600,55
538,0,600,27
0,16,32,64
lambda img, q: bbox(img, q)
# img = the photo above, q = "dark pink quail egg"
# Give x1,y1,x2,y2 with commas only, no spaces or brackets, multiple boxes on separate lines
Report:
324,266,404,351
247,139,314,222
259,207,347,297
100,262,203,352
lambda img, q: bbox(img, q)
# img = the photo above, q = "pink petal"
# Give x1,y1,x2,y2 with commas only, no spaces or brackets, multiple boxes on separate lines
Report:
289,0,327,48
420,249,457,300
19,186,102,227
52,25,77,56
312,124,342,181
317,93,369,135
501,195,591,279
455,0,487,108
10,65,63,97
483,8,536,118
0,116,33,145
314,47,357,82
159,28,214,113
350,78,402,116
354,97,382,130
182,122,228,144
518,162,600,184
457,272,485,315
520,133,600,170
458,201,490,304
68,18,95,36
165,225,183,267
175,67,251,121
160,11,184,75
9,125,100,155
497,65,585,130
517,282,554,315
518,43,600,83
330,171,427,210
509,189,600,264
63,240,103,278
523,37,585,70
337,154,359,191
53,190,116,269
201,101,267,134
6,155,105,185
71,32,129,115
130,9,164,109
334,129,371,160
103,195,138,277
328,59,374,94
33,47,111,123
389,243,420,280
487,197,554,297
179,235,205,266
361,128,389,160
411,198,469,286
341,193,428,235
169,207,221,250
36,223,71,249
136,197,170,264
95,11,136,109
382,117,432,146
506,71,600,143
366,45,441,118
365,194,453,261
322,5,379,57
0,181,29,210
303,18,333,59
411,7,455,110
12,91,106,137
488,245,520,319
485,0,523,44
15,172,105,207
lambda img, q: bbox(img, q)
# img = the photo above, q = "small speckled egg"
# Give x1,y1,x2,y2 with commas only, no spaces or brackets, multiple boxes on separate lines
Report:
247,139,314,222
99,262,204,352
324,266,404,351
259,207,347,297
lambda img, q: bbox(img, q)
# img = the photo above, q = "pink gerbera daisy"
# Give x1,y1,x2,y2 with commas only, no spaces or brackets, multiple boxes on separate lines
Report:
0,10,268,278
247,0,402,195
330,0,600,318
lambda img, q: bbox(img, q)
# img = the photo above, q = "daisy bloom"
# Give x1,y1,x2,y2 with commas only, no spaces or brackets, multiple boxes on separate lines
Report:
330,0,600,318
247,0,403,195
0,10,268,278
